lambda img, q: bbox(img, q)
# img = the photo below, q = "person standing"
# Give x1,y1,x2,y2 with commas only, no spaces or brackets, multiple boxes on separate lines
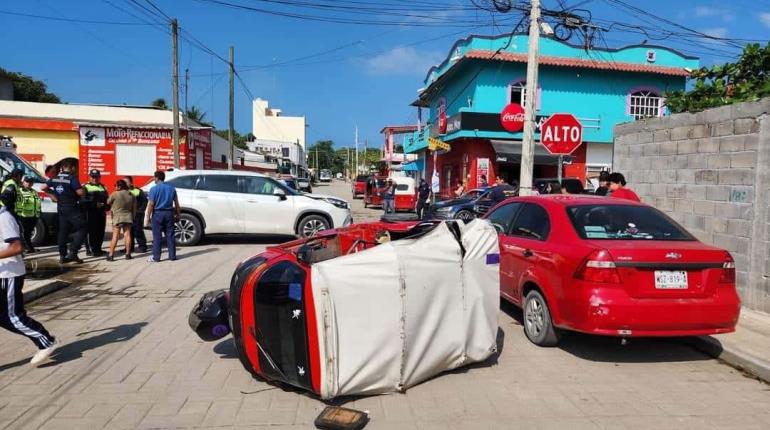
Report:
416,179,431,220
595,171,610,196
382,179,396,214
608,172,641,202
16,176,41,253
145,170,180,262
490,176,517,204
125,176,148,253
42,160,86,264
83,170,109,257
106,180,135,261
0,168,24,217
0,205,57,366
453,180,465,198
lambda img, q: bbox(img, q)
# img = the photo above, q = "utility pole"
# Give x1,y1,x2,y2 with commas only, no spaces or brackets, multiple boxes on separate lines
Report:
171,19,180,169
355,125,359,175
518,0,541,196
228,46,234,170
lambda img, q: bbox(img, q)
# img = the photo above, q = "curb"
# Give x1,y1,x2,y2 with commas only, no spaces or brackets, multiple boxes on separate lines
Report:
23,279,71,303
686,335,770,384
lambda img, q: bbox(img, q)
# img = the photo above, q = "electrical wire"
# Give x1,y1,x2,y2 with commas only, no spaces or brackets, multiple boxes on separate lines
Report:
0,9,153,25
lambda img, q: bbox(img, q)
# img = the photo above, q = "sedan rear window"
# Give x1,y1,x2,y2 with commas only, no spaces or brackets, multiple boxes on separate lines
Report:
356,175,369,182
567,205,694,241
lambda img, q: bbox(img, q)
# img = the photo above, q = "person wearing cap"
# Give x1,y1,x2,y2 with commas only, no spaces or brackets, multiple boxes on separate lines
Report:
16,176,41,253
41,159,86,264
82,169,109,257
0,168,24,217
595,171,611,196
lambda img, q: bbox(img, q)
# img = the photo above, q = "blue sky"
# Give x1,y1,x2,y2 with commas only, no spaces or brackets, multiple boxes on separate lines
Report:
1,0,768,148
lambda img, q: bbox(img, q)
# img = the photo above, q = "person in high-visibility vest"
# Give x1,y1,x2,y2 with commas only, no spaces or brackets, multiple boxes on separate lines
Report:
124,176,148,254
82,170,109,257
0,168,24,217
16,176,41,253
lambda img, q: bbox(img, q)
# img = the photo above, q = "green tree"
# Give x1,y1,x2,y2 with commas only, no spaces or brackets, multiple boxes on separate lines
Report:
665,42,770,113
214,129,249,150
0,67,60,103
185,106,212,127
151,98,168,109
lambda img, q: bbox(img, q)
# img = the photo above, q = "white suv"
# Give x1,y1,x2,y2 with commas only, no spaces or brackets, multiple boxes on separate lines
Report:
143,170,352,246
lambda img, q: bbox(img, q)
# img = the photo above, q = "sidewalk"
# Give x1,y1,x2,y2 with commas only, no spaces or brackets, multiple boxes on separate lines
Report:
689,307,770,384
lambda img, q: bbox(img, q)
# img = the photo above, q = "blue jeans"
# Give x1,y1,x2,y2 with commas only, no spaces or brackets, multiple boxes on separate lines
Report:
383,198,394,214
152,210,176,261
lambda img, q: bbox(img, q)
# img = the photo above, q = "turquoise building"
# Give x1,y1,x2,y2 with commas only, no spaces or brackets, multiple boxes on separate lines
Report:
403,33,698,194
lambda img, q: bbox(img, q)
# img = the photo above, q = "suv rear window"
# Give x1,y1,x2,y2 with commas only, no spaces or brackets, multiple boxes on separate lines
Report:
568,205,694,241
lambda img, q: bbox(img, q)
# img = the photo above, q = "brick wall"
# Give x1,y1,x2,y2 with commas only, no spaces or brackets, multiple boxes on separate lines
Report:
613,98,770,313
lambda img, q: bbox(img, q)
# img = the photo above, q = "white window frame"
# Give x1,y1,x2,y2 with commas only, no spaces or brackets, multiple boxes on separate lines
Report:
628,89,663,120
507,79,541,110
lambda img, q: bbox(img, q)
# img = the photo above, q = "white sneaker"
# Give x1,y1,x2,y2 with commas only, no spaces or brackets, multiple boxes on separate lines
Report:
147,256,159,262
30,340,58,366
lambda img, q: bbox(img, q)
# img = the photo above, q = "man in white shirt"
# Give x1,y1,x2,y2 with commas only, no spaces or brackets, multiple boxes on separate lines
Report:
0,206,57,365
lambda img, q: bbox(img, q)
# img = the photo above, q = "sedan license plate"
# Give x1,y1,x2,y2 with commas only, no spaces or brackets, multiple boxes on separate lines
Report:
654,270,688,289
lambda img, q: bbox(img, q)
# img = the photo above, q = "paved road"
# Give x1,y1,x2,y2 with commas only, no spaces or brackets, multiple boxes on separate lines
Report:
1,179,769,429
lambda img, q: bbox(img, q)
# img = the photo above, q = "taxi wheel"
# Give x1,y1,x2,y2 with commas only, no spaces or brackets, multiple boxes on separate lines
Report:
523,290,560,347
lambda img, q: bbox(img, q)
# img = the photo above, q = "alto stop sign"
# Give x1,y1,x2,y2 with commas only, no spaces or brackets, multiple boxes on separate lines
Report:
540,113,583,155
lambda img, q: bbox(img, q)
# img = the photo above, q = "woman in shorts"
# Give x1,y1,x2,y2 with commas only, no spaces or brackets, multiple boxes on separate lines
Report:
106,179,136,261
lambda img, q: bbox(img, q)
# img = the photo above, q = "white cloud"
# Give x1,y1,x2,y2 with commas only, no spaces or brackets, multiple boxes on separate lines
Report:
694,6,735,22
364,47,444,76
760,12,770,28
702,27,728,38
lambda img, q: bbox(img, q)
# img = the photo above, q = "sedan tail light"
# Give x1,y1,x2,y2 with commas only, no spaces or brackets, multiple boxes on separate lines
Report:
719,253,736,284
574,249,621,284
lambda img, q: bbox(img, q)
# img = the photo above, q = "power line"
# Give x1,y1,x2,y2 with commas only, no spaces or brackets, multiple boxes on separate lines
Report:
0,9,153,25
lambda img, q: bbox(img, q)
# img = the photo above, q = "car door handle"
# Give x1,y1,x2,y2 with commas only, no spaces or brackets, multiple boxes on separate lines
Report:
523,249,534,258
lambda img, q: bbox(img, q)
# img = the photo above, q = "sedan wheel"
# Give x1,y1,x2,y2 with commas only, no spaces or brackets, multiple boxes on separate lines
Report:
455,210,475,222
523,290,560,347
298,215,330,238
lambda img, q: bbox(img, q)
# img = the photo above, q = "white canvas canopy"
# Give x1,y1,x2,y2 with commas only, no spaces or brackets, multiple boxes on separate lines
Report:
310,219,500,399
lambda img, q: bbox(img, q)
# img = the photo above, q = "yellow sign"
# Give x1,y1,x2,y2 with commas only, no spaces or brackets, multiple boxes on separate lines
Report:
428,137,451,152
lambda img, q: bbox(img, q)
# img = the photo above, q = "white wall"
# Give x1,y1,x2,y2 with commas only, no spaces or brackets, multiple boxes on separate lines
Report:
252,98,306,149
586,143,613,169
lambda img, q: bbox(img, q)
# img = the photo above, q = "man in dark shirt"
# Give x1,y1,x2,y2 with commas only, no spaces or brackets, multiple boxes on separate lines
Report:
416,179,431,219
490,176,517,204
42,160,86,264
595,171,610,196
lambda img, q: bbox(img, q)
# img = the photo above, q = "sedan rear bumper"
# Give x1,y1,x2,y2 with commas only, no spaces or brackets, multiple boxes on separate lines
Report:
562,284,741,337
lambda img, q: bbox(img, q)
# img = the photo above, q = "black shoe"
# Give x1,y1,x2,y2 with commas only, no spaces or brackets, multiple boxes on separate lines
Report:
106,255,114,262
85,250,93,257
65,255,84,264
138,246,148,253
125,254,133,260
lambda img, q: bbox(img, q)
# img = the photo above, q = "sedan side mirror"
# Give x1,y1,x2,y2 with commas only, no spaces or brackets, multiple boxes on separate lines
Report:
273,188,287,201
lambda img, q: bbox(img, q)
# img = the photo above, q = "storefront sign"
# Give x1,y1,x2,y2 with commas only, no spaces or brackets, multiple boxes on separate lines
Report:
500,103,525,133
428,137,451,152
476,158,489,186
80,127,105,147
438,111,549,136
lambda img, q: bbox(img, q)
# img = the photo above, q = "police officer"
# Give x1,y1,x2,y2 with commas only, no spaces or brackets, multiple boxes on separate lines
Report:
17,176,41,253
42,160,86,264
124,176,147,253
0,168,24,216
83,170,109,256
416,179,431,220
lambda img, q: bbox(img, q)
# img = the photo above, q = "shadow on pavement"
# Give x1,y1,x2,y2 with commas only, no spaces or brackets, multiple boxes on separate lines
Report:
0,357,32,372
500,298,714,363
213,338,238,359
39,322,148,367
199,234,296,246
174,247,220,260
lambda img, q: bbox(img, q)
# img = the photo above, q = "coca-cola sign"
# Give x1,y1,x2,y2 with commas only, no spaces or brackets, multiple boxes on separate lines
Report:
500,103,525,133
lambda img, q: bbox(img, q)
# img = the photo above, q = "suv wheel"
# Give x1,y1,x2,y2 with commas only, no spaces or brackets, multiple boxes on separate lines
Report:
523,290,560,347
31,218,46,247
297,215,330,238
175,213,203,246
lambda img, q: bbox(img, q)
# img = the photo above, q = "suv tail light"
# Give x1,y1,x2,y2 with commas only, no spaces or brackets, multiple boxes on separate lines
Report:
574,249,621,284
719,253,736,284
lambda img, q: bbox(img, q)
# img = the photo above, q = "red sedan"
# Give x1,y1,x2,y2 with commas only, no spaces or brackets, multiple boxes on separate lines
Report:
484,194,740,346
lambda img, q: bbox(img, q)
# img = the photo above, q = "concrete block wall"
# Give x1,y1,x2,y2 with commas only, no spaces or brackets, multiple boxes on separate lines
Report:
613,98,770,313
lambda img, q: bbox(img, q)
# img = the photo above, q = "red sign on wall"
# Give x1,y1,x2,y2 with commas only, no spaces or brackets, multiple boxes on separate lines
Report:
500,103,525,133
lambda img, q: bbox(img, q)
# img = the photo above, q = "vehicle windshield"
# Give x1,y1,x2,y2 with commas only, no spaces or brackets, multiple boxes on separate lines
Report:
0,151,45,183
567,204,694,241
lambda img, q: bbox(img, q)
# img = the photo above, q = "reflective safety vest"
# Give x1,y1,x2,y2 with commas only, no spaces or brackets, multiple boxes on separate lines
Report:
16,187,41,218
129,188,141,198
0,178,22,209
83,182,108,210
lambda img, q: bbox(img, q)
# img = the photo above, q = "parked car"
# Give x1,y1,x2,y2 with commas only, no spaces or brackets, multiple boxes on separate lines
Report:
319,169,332,183
296,176,312,193
351,174,368,198
142,170,352,246
427,188,491,221
190,218,499,399
484,194,740,346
